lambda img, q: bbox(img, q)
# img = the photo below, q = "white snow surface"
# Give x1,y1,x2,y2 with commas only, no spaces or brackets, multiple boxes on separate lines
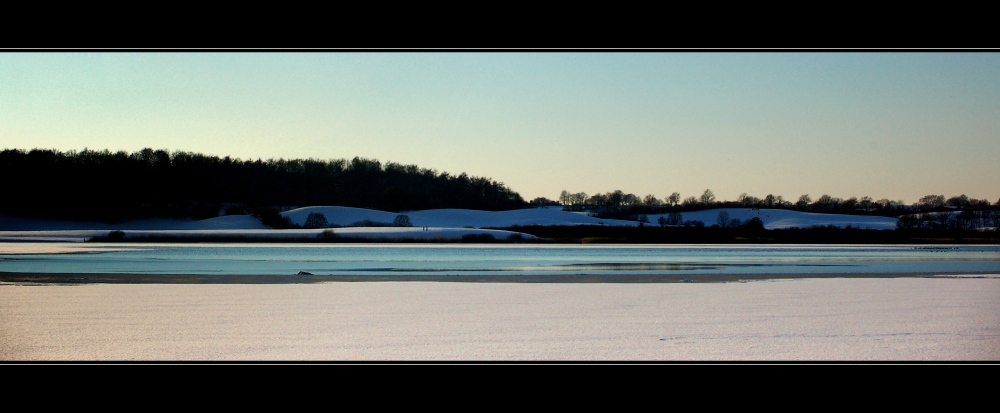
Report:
0,206,900,242
4,278,999,360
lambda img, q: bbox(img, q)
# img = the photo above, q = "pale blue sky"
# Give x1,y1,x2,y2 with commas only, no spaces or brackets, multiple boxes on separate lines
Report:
2,51,998,205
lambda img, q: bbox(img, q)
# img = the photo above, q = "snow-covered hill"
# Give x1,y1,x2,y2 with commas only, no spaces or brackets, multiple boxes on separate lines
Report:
282,205,640,228
645,208,899,230
0,206,901,242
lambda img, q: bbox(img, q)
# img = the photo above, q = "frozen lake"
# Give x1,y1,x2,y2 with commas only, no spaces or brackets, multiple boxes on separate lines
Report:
1,243,998,278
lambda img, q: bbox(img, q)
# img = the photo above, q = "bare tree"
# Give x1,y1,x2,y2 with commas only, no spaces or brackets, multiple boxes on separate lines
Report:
738,193,761,207
621,193,641,207
842,197,858,211
916,194,946,210
588,193,608,209
737,193,750,205
796,194,811,209
607,190,625,210
643,194,661,207
667,192,681,207
667,211,683,225
764,194,776,208
716,210,730,227
859,196,873,211
946,194,971,209
812,194,841,212
700,189,716,206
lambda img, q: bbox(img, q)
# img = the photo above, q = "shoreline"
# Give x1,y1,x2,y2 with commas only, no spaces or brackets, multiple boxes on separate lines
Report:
3,271,997,285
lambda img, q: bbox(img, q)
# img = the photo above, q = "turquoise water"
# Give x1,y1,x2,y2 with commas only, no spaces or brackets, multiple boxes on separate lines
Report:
1,243,998,277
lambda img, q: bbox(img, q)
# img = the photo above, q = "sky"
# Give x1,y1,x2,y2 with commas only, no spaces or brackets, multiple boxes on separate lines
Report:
2,51,998,205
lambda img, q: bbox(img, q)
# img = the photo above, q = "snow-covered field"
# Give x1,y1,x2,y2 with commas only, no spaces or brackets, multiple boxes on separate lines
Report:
4,278,999,361
645,208,899,230
0,206,900,242
283,205,899,233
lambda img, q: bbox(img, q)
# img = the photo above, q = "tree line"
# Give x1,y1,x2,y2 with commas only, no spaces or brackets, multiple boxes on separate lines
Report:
4,146,996,231
0,148,526,223
550,189,998,217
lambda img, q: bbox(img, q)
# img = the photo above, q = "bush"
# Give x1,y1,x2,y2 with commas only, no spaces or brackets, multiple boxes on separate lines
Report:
742,217,765,230
659,213,684,227
254,207,295,229
461,233,496,243
392,214,413,227
351,219,388,227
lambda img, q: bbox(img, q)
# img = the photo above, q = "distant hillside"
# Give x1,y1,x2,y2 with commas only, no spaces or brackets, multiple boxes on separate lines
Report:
0,148,527,223
4,206,997,244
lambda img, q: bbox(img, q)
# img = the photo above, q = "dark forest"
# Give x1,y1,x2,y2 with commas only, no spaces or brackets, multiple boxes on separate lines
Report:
0,148,526,224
